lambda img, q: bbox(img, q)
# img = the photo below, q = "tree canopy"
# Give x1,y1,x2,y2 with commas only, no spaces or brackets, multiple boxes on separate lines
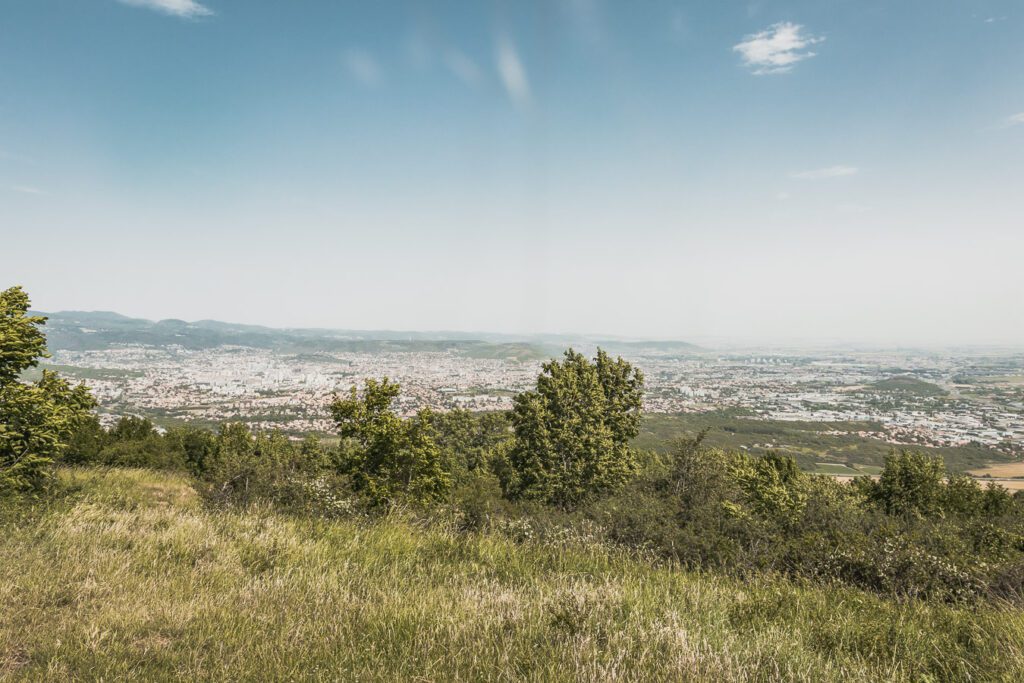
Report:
500,348,644,508
330,378,450,505
1,286,95,494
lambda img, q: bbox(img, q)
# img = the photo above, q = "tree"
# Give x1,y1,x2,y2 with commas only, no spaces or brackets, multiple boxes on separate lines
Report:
166,425,218,476
501,348,644,508
430,408,511,475
728,451,808,525
1,286,95,495
62,413,105,465
330,378,450,505
870,450,946,517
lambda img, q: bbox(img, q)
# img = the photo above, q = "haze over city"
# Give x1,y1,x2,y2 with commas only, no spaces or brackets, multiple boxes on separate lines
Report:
3,0,1023,344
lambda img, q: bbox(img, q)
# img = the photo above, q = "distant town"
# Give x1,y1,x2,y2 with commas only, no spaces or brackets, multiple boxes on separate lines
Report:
35,311,1024,459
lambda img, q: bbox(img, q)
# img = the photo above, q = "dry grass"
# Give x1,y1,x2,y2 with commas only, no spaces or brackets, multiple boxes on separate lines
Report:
968,461,1024,479
2,468,1024,681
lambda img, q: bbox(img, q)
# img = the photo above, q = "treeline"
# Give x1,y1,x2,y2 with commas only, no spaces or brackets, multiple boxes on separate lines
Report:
5,284,1024,605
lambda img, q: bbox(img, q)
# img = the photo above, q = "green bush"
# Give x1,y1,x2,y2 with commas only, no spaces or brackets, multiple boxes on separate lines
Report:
1,286,96,495
500,349,644,508
330,379,452,506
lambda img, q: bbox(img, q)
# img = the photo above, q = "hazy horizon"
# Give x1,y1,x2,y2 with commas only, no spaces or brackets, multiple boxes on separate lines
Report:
25,305,1024,351
4,1,1023,345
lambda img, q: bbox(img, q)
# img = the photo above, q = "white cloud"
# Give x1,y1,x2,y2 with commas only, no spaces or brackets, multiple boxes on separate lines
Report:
344,50,383,87
1005,112,1024,127
733,22,823,74
496,36,531,109
10,185,43,195
444,49,482,86
116,0,212,19
790,165,858,180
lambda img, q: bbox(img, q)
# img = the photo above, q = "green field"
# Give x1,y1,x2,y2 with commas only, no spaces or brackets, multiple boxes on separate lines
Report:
867,376,948,397
635,412,1007,473
3,468,1024,682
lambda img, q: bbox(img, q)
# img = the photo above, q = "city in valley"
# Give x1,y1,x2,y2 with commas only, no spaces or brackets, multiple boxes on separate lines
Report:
35,312,1024,472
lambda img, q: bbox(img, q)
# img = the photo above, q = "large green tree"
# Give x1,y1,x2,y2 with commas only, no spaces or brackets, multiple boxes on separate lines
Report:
1,286,95,494
501,348,644,508
330,378,450,505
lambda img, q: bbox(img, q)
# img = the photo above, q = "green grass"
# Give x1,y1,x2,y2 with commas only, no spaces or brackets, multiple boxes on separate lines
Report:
3,468,1024,681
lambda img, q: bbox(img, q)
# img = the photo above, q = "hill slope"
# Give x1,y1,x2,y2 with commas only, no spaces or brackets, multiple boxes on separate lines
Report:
2,469,1023,681
31,310,553,359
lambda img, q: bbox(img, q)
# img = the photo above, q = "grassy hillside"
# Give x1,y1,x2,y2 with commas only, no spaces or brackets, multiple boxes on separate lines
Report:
2,469,1024,681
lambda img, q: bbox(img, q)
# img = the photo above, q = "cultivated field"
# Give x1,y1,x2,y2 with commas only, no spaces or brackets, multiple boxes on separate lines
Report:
969,461,1024,479
3,469,1024,682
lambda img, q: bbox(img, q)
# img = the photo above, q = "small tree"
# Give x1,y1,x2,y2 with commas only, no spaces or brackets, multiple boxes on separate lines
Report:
430,408,511,475
501,348,644,508
330,378,450,505
871,450,946,517
1,286,95,495
728,451,808,526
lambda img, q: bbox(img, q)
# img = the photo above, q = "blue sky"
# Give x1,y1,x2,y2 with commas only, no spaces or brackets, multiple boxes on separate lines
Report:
2,0,1022,344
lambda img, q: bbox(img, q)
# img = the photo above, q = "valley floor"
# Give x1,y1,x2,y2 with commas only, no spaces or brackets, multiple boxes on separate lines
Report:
2,469,1024,681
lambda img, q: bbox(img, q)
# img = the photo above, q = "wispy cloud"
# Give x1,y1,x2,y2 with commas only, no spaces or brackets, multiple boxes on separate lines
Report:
116,0,213,19
1004,112,1024,127
10,185,44,195
791,165,858,180
496,36,531,109
734,22,823,74
344,49,383,87
444,49,482,86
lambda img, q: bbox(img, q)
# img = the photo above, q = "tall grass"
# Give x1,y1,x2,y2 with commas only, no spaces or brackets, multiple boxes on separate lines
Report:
2,468,1023,681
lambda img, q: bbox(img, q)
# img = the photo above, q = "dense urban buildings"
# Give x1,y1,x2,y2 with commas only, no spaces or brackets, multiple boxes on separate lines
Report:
47,342,1024,457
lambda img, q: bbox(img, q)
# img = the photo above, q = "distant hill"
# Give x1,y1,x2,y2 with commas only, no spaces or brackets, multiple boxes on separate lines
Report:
31,310,701,361
595,340,704,356
30,310,552,360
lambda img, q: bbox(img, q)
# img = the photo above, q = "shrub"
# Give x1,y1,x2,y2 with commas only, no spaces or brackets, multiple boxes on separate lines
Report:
500,349,643,508
1,287,96,495
330,379,451,506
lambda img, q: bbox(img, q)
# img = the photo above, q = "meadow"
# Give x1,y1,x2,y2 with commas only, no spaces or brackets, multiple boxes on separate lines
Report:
3,468,1024,682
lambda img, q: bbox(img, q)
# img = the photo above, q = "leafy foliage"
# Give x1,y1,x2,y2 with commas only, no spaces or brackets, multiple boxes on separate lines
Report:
865,450,946,517
1,286,96,495
330,378,451,506
500,349,644,508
